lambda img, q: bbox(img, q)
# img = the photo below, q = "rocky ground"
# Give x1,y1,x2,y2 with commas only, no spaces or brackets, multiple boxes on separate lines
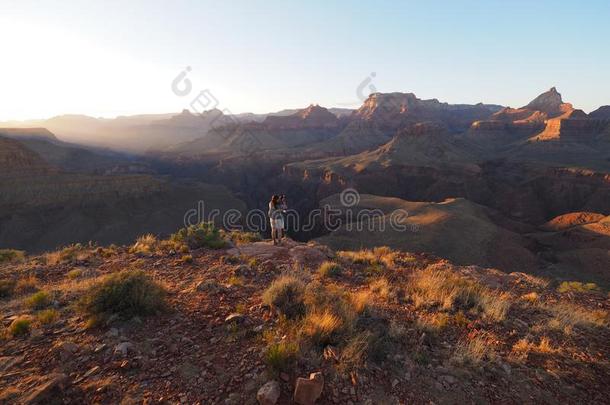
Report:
0,236,609,404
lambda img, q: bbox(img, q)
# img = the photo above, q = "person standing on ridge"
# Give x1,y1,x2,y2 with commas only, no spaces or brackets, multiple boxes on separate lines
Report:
268,195,283,245
279,194,288,241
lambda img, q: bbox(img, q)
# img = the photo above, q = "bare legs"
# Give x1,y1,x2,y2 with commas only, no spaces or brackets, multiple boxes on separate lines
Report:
271,228,279,245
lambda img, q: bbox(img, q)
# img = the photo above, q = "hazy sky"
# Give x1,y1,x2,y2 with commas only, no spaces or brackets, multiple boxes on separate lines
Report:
1,0,609,120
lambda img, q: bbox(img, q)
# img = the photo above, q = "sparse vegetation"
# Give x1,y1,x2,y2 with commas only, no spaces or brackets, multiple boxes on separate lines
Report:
265,341,299,372
37,308,60,325
8,316,31,337
557,281,600,294
78,270,166,323
0,249,25,263
318,261,342,278
228,230,262,245
130,234,157,255
338,246,398,268
546,302,608,330
263,275,306,318
410,266,510,321
46,243,86,265
15,276,38,294
0,279,16,298
300,310,345,346
452,334,495,364
171,222,227,249
25,291,51,309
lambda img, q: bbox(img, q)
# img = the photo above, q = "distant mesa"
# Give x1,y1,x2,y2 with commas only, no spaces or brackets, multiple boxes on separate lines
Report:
262,104,339,130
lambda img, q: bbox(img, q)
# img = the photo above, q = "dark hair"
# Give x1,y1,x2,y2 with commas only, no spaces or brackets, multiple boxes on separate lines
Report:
271,195,280,205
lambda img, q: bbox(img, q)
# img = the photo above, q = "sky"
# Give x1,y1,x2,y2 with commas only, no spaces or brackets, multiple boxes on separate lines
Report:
1,0,609,121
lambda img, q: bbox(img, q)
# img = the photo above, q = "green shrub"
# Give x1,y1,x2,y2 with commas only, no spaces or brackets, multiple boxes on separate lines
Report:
25,291,51,310
263,275,306,318
0,279,16,298
0,249,25,263
171,222,227,249
8,317,31,337
265,341,299,372
318,261,342,278
78,270,166,322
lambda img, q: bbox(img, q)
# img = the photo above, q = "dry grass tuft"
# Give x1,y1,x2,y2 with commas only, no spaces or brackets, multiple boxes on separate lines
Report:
15,276,38,295
318,261,343,278
129,234,158,255
263,275,306,319
36,308,60,326
300,310,345,346
410,267,510,321
452,334,495,365
521,292,539,303
337,246,398,268
512,336,557,360
45,244,88,265
350,290,372,314
546,302,608,330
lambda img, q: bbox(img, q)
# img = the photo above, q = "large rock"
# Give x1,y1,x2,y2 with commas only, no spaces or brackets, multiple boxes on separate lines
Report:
257,380,281,405
293,372,324,405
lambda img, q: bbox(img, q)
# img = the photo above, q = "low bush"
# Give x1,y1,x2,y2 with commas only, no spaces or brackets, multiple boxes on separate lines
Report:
318,261,342,278
25,291,51,310
263,275,305,318
0,249,25,263
78,270,166,322
171,222,227,250
8,317,31,337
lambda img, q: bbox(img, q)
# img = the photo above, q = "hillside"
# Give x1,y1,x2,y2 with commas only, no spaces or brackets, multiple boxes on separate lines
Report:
0,136,246,252
0,232,608,404
316,194,537,273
